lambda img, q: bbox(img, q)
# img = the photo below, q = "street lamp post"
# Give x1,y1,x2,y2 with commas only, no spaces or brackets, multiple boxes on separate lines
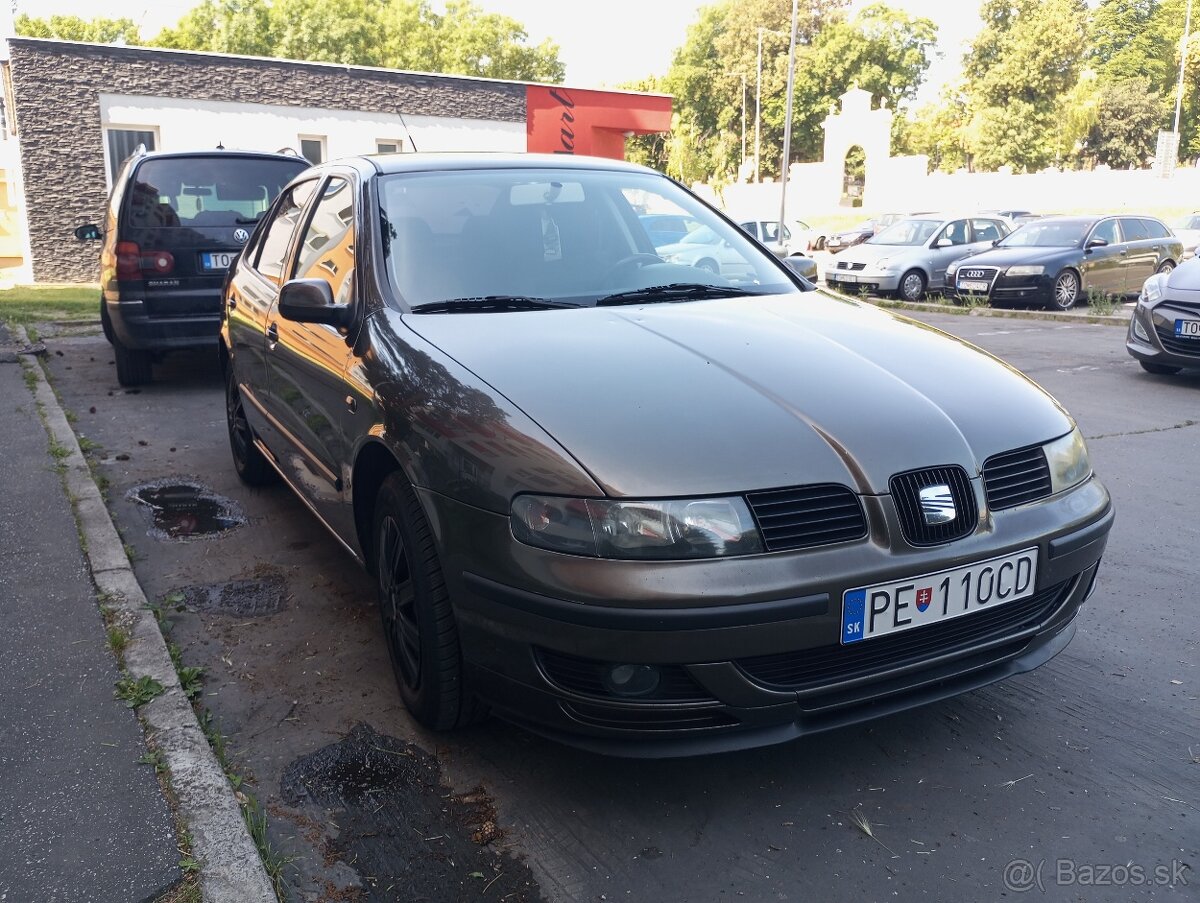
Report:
778,0,798,230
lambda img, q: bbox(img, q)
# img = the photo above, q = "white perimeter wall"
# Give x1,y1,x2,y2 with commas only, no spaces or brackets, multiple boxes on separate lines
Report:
98,94,525,189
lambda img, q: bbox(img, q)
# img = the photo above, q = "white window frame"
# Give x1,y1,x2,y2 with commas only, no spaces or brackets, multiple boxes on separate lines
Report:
101,124,161,192
298,134,327,165
376,139,406,155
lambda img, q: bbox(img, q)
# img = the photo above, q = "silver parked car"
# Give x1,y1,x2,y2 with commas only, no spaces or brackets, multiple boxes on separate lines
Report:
826,214,1010,301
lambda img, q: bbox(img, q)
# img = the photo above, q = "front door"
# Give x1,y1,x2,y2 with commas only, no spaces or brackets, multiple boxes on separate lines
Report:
1080,218,1124,298
928,219,971,289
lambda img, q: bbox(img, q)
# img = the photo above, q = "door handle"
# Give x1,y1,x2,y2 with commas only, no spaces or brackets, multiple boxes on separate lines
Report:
267,323,278,344
346,395,357,414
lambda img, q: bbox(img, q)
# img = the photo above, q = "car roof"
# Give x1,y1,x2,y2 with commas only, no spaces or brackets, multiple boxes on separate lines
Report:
362,151,657,177
134,149,308,163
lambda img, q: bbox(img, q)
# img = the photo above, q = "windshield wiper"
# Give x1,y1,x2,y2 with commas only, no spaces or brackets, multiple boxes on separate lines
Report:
409,295,581,314
596,283,763,306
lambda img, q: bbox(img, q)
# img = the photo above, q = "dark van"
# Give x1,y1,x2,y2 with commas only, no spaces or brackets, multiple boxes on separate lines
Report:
75,149,310,386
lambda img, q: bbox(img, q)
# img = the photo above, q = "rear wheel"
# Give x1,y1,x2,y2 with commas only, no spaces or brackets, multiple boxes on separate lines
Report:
374,472,481,730
696,258,719,275
898,269,926,302
1139,360,1181,375
225,367,275,486
1156,260,1176,276
1048,269,1080,311
100,300,114,343
113,339,152,387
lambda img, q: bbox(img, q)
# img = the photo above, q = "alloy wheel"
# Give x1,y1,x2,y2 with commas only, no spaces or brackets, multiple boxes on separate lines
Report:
378,515,421,689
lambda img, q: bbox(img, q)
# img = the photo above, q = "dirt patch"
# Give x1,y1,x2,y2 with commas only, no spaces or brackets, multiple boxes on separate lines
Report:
178,575,289,618
280,724,543,903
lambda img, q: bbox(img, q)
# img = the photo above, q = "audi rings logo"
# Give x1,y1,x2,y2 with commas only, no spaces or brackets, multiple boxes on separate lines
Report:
233,228,250,244
963,269,986,279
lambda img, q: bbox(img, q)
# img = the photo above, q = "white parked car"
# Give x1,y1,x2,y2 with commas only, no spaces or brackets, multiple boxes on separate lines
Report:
738,219,827,254
1171,213,1200,259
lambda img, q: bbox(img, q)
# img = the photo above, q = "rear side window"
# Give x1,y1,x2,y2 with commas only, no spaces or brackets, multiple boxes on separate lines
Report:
1140,218,1170,239
1119,217,1150,242
122,156,308,237
971,219,1005,242
254,179,319,283
293,177,355,305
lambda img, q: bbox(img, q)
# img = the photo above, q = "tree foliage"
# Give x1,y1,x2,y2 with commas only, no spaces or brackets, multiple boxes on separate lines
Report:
15,13,141,45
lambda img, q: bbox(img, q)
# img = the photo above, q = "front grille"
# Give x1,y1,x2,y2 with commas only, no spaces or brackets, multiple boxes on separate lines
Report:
737,578,1072,692
745,484,868,552
537,648,713,703
834,261,867,271
983,445,1052,510
956,265,998,285
562,701,738,731
890,466,978,545
1154,305,1200,356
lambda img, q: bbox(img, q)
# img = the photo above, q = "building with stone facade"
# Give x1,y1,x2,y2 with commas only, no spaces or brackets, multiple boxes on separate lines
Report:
0,38,671,284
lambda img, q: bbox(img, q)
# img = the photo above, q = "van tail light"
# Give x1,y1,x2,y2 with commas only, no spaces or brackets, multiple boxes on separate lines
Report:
116,241,141,280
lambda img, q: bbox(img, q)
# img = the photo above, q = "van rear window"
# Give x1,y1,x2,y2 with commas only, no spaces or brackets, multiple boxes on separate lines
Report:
122,156,308,234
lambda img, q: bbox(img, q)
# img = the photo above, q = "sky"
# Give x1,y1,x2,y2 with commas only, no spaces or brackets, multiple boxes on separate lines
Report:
10,0,983,103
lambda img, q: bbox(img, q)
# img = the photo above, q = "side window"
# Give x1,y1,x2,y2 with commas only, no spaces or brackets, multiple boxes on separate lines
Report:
254,179,318,283
971,219,1004,243
937,220,969,246
1090,219,1120,245
1119,217,1149,242
293,177,356,306
1141,218,1170,239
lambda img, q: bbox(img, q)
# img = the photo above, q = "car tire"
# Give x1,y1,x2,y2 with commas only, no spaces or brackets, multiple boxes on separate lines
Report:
100,299,114,344
1156,260,1175,275
113,339,152,387
374,472,482,731
225,367,276,486
1139,360,1181,375
1048,269,1080,311
696,258,719,274
814,236,826,251
898,269,926,302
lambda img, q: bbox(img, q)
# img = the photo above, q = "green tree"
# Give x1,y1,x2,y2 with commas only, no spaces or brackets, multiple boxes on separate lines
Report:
435,0,564,81
895,85,972,173
152,0,276,56
1089,0,1173,88
961,0,1088,171
1080,78,1169,167
15,13,141,45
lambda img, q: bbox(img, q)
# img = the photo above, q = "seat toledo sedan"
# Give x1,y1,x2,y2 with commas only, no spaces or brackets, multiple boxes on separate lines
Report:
221,153,1113,757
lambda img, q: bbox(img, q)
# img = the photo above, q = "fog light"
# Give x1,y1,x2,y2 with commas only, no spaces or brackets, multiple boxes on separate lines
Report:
1132,316,1150,342
602,663,661,698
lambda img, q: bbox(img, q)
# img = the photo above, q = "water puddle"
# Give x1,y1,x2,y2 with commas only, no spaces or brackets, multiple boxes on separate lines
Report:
127,479,244,540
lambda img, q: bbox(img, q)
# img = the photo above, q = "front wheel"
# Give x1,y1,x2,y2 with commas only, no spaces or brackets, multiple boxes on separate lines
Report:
898,269,926,302
1048,269,1080,311
374,473,481,731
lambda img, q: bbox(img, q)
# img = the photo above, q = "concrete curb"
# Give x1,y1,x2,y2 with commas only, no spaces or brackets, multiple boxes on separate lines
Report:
819,286,1134,327
15,326,277,903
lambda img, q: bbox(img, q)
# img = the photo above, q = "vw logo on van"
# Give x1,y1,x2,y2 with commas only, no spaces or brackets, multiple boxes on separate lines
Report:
233,228,250,244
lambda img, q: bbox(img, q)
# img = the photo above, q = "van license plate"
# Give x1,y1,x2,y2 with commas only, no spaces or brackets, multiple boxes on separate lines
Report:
841,548,1039,644
201,252,236,271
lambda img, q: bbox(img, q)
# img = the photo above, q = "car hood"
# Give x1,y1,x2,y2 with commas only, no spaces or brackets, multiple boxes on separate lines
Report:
834,243,919,266
1165,258,1200,290
400,293,1072,498
1173,228,1200,248
953,247,1076,268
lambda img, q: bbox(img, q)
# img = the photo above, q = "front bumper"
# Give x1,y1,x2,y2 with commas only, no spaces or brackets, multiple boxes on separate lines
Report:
1126,301,1200,370
945,272,1055,307
825,271,899,294
423,478,1113,757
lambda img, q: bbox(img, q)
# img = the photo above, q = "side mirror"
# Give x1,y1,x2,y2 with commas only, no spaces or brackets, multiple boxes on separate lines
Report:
935,237,953,248
278,279,349,328
1086,237,1109,249
74,224,102,241
782,256,818,289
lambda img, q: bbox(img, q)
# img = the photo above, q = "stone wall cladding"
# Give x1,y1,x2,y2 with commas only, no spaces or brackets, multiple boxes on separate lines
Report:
8,39,528,283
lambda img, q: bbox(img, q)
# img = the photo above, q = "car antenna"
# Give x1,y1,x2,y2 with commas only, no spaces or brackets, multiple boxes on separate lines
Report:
216,140,225,150
397,109,419,152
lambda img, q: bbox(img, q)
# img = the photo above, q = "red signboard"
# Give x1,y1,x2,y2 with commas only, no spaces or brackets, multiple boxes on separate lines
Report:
526,85,672,160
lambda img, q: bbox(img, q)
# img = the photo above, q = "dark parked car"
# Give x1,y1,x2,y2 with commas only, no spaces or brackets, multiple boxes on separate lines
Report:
222,153,1111,756
825,220,876,253
74,147,309,385
1126,258,1200,375
945,214,1182,311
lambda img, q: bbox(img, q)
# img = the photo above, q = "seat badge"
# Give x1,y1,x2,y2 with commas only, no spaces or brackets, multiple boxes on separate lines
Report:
919,484,956,525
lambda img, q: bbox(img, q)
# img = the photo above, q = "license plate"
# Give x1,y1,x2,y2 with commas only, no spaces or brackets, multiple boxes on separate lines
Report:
958,279,989,292
1176,319,1200,339
201,251,236,271
838,273,858,283
841,548,1039,644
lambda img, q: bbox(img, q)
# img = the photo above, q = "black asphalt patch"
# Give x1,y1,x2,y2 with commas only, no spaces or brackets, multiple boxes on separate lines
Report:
280,724,543,902
178,574,289,618
128,478,245,540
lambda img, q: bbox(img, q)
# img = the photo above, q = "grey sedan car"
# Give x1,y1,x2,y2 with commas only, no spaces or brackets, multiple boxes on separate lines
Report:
1127,257,1200,374
221,153,1111,756
826,214,1010,301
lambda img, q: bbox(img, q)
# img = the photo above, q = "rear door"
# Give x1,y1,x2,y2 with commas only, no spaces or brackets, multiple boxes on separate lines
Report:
120,155,308,318
1118,217,1156,294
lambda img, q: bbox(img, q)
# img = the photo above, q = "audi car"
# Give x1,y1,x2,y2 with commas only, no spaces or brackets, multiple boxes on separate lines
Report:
1126,259,1200,375
945,215,1181,310
220,153,1112,756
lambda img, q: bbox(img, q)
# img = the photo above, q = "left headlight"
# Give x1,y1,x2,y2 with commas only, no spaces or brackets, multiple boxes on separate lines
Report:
1006,265,1045,277
511,494,764,559
1043,427,1091,494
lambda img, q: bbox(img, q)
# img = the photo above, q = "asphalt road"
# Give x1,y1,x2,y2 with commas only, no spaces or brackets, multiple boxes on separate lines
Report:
42,310,1198,903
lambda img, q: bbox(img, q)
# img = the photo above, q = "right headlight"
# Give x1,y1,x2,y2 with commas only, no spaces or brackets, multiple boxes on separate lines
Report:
1139,273,1165,305
1043,427,1091,494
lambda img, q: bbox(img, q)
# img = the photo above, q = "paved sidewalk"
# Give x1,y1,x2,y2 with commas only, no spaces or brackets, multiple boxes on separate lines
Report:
0,324,180,902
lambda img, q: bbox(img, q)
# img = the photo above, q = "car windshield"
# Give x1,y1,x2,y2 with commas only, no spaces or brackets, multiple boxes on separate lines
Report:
867,219,941,246
1175,215,1200,230
378,168,798,310
998,221,1089,248
122,156,308,235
